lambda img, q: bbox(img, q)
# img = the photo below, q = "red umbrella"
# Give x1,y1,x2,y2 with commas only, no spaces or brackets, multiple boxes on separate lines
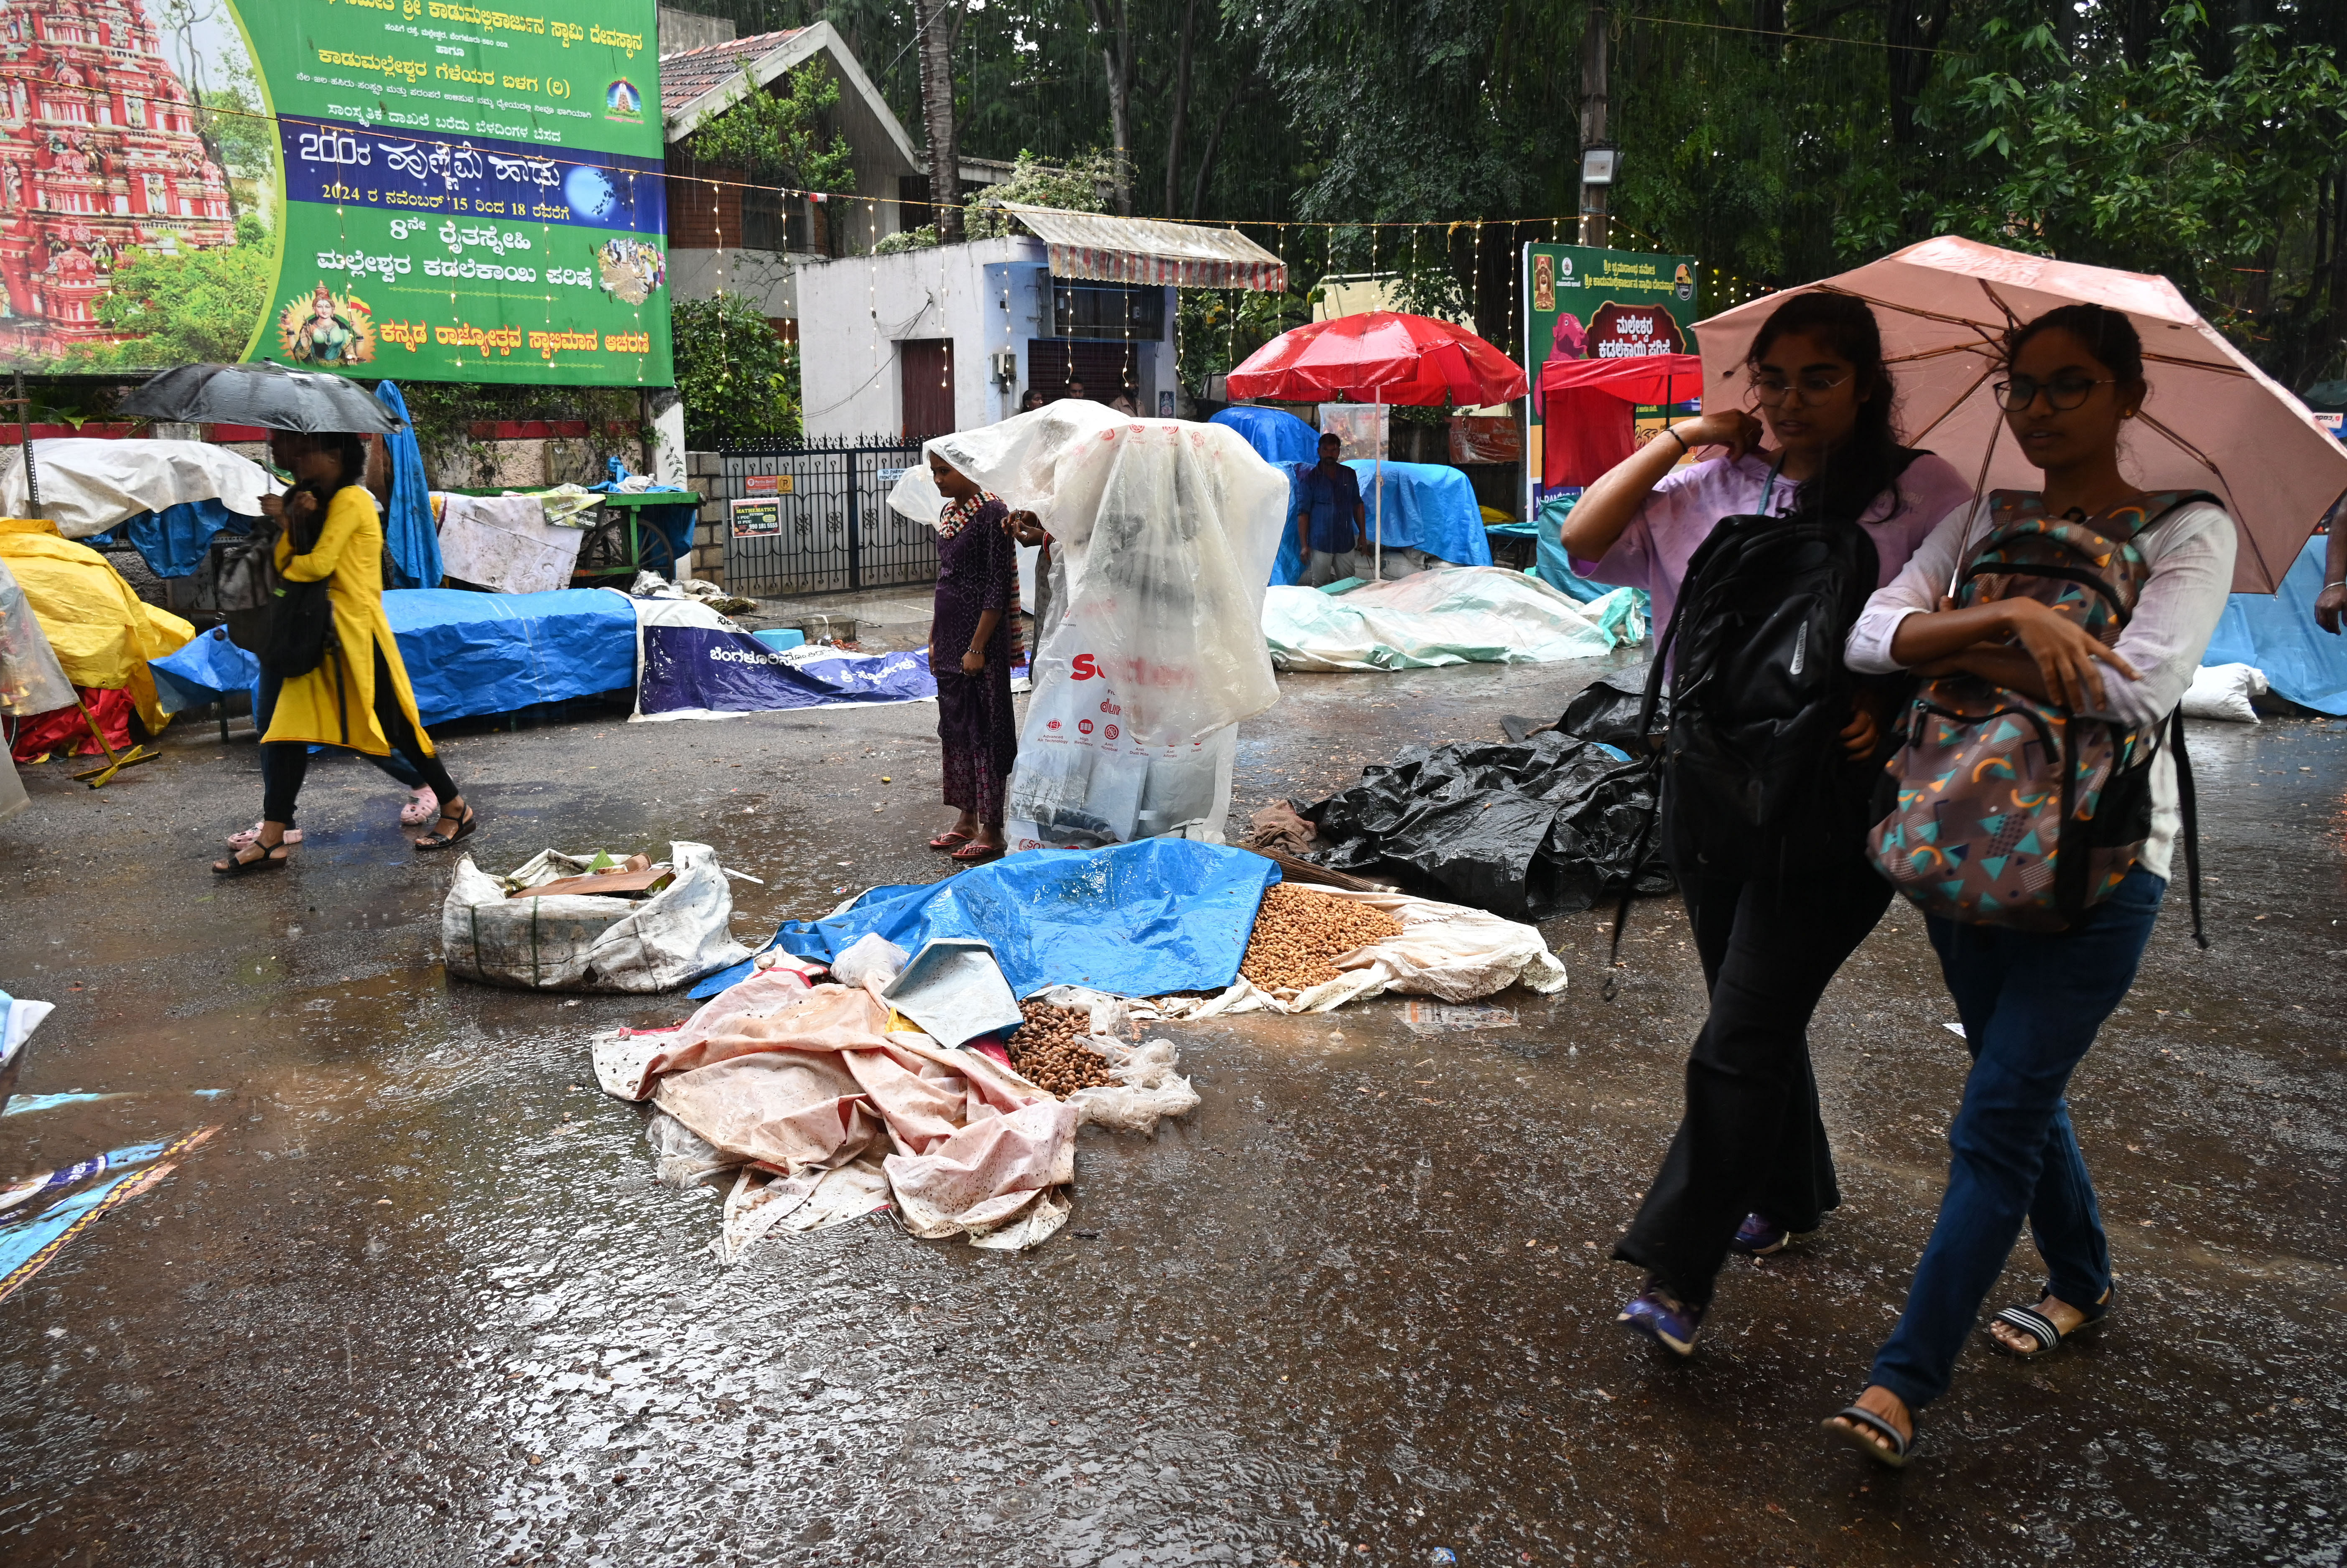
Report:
1226,313,1528,578
1225,311,1528,406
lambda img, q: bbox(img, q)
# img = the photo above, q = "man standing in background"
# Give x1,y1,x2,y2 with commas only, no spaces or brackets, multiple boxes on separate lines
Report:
1295,432,1367,585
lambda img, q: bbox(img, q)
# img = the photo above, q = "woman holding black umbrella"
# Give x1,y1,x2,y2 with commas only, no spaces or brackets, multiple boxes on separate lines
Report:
211,430,473,873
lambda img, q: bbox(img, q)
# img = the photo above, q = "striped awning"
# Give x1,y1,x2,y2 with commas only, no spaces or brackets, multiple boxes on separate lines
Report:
1001,204,1288,292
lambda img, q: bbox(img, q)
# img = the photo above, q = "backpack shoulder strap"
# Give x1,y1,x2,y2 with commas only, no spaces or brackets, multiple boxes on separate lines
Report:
2169,707,2211,950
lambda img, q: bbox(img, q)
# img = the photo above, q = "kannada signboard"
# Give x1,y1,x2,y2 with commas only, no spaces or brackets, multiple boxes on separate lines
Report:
1521,243,1702,504
0,0,668,385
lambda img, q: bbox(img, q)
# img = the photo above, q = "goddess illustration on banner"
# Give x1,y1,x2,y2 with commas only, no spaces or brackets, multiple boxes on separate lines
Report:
278,283,376,366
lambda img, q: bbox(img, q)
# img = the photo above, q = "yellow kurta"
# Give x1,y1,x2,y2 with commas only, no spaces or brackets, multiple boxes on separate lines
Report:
262,487,435,758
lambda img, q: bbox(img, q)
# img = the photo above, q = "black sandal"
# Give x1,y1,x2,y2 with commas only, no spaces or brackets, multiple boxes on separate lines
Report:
413,808,478,852
1822,1403,1913,1468
1988,1286,2113,1360
211,838,291,876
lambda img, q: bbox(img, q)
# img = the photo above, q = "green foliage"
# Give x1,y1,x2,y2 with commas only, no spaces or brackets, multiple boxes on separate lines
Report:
873,224,939,255
671,291,803,447
1937,7,2347,346
966,150,1122,237
79,216,275,366
689,61,858,192
1176,286,1311,398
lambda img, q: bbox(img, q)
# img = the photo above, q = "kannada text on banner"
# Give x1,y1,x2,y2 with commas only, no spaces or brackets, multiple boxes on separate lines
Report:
1520,243,1703,505
0,0,668,386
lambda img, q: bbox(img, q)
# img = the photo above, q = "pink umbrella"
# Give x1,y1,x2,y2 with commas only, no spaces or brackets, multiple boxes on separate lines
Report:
1693,236,2347,592
1227,312,1528,579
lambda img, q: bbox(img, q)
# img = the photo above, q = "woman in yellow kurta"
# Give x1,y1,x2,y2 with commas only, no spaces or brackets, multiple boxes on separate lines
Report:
213,432,474,874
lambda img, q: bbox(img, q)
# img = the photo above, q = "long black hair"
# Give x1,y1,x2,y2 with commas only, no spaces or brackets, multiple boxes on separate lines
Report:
1746,291,1909,527
283,432,369,548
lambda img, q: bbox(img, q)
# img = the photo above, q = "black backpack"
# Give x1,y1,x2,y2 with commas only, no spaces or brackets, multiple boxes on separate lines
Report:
1602,462,1913,991
257,487,339,679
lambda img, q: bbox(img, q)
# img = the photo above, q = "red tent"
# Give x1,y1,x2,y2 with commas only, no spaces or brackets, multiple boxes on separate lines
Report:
1537,352,1705,489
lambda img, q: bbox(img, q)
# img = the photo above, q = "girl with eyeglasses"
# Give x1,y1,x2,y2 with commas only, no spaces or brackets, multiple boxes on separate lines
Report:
1820,302,2235,1467
1562,293,1976,1354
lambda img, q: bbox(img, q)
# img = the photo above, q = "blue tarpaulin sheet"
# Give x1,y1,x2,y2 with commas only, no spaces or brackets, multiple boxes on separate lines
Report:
688,840,1283,1000
1349,460,1492,568
375,382,444,590
116,499,248,579
385,588,638,726
1212,407,1319,586
1534,490,1624,602
2204,532,2347,715
148,625,261,715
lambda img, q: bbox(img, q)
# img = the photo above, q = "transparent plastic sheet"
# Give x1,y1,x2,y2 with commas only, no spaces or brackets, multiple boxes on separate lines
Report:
1066,1038,1199,1134
0,558,74,718
441,841,752,993
891,406,1288,847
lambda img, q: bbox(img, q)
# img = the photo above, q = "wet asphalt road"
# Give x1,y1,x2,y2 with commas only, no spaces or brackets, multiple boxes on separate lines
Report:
2,654,2342,1568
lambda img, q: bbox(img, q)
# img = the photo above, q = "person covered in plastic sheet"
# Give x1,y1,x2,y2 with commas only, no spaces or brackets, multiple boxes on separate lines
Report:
1559,292,1974,1356
923,452,1021,864
1293,431,1367,586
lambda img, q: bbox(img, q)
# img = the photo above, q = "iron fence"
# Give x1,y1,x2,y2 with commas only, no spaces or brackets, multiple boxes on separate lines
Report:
710,437,938,596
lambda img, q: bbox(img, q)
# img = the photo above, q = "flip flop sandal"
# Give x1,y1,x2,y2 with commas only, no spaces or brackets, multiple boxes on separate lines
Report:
928,830,973,851
414,812,479,852
1823,1405,1914,1468
1988,1289,2113,1360
949,840,1005,864
212,842,290,876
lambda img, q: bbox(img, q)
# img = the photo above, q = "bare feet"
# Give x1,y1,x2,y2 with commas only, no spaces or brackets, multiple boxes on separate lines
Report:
1825,1385,1912,1460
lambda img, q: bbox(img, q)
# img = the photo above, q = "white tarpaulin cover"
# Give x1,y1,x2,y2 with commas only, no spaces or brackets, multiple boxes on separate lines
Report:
434,493,588,595
1155,885,1569,1015
0,439,270,539
1263,566,1641,672
890,402,1289,847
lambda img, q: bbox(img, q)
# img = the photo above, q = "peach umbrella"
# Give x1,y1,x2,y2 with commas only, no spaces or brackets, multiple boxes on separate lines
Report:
1692,236,2347,592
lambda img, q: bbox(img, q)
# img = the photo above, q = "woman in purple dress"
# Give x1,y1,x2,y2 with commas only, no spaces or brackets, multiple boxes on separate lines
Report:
925,453,1019,863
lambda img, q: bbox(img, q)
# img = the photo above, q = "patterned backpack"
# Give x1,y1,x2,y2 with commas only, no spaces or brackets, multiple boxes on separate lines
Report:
1867,489,2215,937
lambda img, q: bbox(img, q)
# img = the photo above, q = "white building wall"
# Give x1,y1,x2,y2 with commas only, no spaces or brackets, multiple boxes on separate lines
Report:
798,235,1179,441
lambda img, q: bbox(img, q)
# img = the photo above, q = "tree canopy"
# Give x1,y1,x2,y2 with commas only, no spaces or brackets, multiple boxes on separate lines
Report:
679,0,2347,386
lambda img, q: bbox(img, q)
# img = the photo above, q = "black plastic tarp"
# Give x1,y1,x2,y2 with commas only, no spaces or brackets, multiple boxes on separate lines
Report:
1303,729,1670,919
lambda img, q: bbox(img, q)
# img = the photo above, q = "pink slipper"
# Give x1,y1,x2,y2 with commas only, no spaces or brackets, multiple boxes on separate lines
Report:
399,787,440,827
227,821,302,849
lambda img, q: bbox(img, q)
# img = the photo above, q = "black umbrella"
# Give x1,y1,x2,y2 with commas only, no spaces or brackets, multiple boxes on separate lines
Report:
118,361,402,434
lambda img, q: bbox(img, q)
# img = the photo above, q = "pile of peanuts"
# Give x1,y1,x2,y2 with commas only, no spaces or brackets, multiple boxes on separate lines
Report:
1239,884,1403,991
1008,999,1120,1097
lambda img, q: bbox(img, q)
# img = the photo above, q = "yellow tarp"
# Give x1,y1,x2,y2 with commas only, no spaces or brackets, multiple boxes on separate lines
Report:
0,517,192,732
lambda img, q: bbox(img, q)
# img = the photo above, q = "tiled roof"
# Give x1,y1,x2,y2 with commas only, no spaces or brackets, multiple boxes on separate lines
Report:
659,28,807,115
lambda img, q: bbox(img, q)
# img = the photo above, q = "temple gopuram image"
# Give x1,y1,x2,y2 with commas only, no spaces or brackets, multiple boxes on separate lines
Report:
0,0,236,356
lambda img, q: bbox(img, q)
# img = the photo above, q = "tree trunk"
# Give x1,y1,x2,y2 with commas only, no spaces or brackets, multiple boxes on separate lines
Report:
1188,81,1249,217
1162,0,1200,218
1577,5,1609,247
1083,0,1135,213
916,0,963,242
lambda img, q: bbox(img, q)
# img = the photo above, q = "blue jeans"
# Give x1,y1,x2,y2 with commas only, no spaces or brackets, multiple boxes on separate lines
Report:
1868,867,2166,1412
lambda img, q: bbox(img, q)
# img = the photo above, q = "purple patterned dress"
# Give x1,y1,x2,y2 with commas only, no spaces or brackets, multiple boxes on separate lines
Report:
932,493,1018,818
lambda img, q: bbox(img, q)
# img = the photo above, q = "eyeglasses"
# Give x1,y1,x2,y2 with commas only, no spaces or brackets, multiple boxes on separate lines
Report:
1994,374,2117,412
1748,371,1852,407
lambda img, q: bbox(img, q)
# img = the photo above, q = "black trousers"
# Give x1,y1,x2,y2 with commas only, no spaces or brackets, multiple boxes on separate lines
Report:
262,647,458,828
1612,844,1894,1306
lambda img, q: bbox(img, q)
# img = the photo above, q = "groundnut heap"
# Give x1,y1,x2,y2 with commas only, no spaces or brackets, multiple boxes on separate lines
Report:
1238,884,1403,992
1008,999,1121,1097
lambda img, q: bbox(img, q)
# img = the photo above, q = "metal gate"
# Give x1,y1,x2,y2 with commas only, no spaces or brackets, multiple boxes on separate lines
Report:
713,438,937,596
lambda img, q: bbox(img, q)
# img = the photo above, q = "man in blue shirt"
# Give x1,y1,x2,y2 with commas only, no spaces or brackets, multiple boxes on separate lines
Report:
1294,433,1367,585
